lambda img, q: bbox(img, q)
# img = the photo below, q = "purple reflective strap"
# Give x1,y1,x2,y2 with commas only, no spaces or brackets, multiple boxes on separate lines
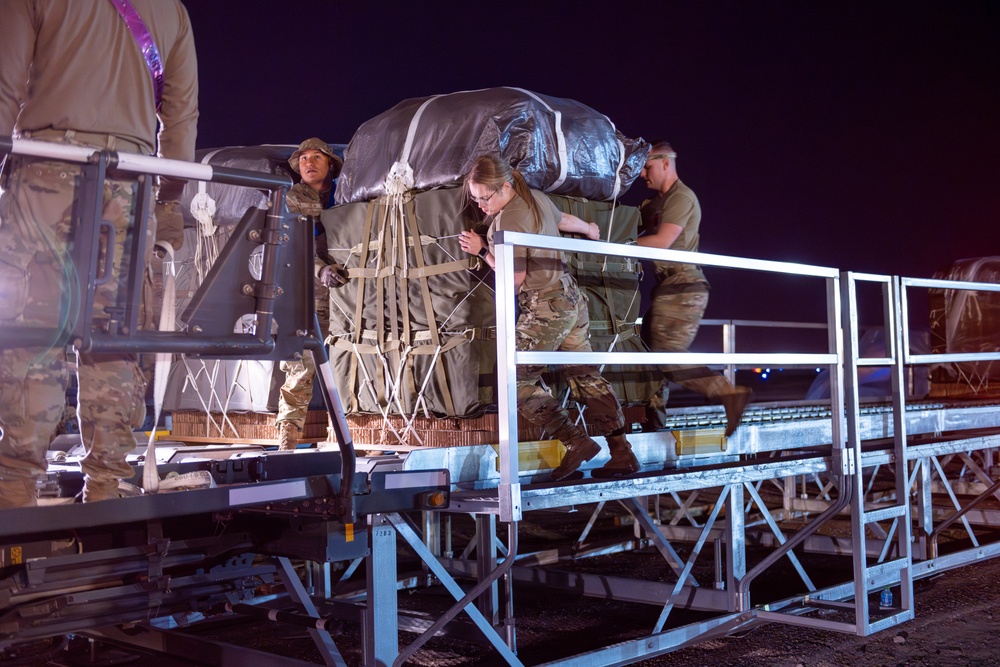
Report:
108,0,164,112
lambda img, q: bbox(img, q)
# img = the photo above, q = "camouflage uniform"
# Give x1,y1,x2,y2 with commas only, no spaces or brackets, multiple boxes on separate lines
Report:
285,181,329,219
275,151,339,433
640,180,749,431
0,154,151,505
0,0,198,506
515,276,625,438
490,191,631,478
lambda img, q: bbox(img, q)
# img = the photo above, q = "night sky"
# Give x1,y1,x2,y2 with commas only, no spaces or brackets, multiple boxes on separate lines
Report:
184,1,1000,326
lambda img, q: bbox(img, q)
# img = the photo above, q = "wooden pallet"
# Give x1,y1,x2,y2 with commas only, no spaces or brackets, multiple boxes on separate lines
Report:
169,406,648,449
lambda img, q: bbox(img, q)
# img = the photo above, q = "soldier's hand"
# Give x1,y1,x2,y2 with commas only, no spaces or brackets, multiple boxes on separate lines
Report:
154,200,184,252
319,264,349,288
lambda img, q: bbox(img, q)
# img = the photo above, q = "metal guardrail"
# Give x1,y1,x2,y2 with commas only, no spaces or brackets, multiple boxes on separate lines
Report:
0,136,295,355
489,230,1000,525
490,230,846,523
0,137,358,521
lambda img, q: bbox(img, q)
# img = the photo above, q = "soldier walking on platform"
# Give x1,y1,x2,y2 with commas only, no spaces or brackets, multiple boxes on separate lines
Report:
637,141,751,436
459,156,640,480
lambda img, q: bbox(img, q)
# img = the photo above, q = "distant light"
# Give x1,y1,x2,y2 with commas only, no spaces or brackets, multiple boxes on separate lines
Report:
815,367,822,373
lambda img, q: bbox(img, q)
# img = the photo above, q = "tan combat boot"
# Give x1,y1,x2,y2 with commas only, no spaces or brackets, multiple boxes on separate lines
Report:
0,477,38,509
593,433,640,479
551,436,601,481
278,421,301,451
679,376,753,437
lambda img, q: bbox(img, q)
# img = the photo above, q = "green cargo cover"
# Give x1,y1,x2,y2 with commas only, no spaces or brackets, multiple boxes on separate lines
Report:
321,188,659,418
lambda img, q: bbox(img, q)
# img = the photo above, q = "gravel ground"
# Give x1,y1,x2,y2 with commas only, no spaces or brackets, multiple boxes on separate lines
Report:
634,558,1000,667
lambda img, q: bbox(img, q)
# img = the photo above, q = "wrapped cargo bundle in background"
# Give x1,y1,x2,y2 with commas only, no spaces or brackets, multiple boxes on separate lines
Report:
930,257,1000,397
161,145,341,439
179,145,303,231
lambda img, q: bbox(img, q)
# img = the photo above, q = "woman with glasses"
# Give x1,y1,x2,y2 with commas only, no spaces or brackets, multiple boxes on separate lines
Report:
458,155,639,481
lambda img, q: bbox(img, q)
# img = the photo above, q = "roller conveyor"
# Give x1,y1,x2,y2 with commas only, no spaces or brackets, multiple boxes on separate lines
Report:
395,398,1000,515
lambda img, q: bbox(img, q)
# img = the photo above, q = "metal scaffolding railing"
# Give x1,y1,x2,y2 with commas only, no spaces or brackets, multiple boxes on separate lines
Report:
490,229,844,524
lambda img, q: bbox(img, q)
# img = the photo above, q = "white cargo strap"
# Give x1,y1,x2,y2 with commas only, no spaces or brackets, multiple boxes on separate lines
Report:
384,161,415,195
509,87,569,192
189,149,226,280
143,240,176,494
384,92,447,195
190,190,216,235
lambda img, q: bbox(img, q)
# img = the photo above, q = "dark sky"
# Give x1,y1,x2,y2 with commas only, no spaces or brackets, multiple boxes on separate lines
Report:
184,1,1000,325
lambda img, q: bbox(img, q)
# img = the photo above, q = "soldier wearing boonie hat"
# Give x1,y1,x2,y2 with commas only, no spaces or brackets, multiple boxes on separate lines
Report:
276,138,346,450
286,138,343,216
288,137,343,176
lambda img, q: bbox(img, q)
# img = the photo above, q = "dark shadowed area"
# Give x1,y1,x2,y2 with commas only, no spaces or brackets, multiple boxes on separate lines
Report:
186,1,999,286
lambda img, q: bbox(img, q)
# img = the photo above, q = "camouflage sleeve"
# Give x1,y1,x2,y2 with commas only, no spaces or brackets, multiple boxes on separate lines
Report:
285,184,323,217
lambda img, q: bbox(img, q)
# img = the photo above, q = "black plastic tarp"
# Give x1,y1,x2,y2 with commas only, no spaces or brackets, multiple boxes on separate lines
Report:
335,87,649,205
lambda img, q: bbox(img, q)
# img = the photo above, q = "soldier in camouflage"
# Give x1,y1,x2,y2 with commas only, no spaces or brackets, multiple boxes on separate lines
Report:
637,141,751,436
0,1,198,507
275,138,346,450
460,156,641,480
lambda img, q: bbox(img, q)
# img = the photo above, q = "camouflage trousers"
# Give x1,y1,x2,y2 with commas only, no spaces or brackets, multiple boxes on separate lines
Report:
276,292,330,429
645,282,734,426
515,275,625,440
0,152,151,486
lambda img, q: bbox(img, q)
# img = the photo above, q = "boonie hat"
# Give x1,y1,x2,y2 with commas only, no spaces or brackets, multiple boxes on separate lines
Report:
288,138,343,176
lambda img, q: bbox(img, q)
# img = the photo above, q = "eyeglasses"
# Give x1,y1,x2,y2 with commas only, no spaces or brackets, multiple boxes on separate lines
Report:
647,152,677,161
470,189,499,204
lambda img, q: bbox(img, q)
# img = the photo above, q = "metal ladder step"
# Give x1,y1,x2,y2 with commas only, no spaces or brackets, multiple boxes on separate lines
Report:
863,504,906,524
863,557,908,587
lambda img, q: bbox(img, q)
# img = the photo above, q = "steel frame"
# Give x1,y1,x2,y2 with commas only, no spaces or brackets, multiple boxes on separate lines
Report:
360,233,1000,666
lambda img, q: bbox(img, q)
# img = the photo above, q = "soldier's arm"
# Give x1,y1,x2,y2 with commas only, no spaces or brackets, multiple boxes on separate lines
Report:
557,213,600,240
636,222,683,250
0,1,35,136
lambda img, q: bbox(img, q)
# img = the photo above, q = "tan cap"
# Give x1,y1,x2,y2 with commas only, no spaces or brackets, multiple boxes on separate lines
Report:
288,138,343,176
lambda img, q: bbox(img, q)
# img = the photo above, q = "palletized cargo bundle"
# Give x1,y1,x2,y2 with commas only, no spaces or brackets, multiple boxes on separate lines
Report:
930,257,1000,397
159,88,659,446
323,188,494,421
320,88,658,445
321,187,661,436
